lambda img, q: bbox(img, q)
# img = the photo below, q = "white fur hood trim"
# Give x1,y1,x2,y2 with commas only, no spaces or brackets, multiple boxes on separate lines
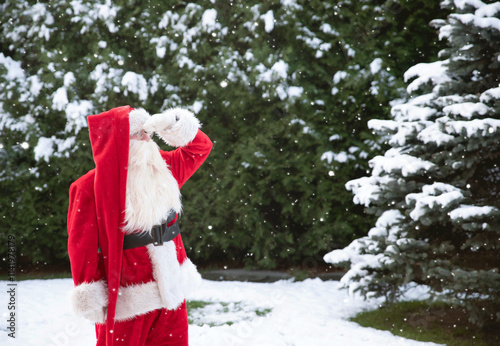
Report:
143,108,201,148
129,108,151,136
69,280,108,324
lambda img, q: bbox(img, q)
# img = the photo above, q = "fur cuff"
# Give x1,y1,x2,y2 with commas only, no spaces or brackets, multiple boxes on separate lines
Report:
114,259,201,321
70,280,108,323
115,281,163,321
143,108,201,147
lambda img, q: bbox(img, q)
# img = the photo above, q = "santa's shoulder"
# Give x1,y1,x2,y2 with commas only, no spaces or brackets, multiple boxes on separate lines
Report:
70,169,95,193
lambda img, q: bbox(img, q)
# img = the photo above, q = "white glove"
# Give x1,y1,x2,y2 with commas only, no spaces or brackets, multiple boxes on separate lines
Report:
143,108,201,147
143,111,178,136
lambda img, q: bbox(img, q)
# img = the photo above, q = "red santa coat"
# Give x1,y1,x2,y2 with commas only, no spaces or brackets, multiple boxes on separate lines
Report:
67,106,212,346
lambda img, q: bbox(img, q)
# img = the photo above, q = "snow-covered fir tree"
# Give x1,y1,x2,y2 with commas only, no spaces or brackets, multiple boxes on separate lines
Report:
325,0,500,326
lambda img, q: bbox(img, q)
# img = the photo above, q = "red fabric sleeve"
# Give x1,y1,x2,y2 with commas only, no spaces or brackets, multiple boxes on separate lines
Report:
160,129,213,188
67,182,102,285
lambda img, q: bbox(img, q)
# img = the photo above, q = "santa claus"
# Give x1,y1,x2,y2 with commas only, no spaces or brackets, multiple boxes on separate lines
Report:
67,105,212,345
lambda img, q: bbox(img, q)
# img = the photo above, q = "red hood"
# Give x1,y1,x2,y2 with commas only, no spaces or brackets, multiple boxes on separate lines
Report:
87,105,132,345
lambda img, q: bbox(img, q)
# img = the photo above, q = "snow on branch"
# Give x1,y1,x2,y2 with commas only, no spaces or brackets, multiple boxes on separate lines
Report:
368,209,405,239
448,204,498,222
479,86,500,103
367,119,399,133
404,60,451,94
121,72,148,102
416,120,455,146
391,103,437,122
444,118,500,137
201,8,219,32
443,102,491,119
346,175,394,207
34,136,76,162
260,10,275,33
321,151,355,164
451,13,500,32
370,150,435,177
0,53,24,81
324,238,383,271
405,183,465,221
65,100,94,134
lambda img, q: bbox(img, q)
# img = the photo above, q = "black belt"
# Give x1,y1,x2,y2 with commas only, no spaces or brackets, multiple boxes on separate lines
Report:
123,210,181,250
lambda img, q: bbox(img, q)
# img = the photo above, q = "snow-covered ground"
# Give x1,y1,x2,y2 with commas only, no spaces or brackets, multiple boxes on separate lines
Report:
0,278,442,345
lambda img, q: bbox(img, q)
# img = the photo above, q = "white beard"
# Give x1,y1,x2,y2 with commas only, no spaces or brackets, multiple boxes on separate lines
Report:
123,139,182,234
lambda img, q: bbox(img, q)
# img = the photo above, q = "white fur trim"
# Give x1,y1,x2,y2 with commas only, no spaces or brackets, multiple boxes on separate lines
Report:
129,108,151,136
69,258,201,322
114,257,201,321
70,281,108,323
176,257,203,298
147,243,202,310
143,108,201,147
114,281,163,321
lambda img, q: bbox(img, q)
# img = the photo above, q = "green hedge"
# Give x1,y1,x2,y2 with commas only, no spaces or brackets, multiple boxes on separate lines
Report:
0,0,444,270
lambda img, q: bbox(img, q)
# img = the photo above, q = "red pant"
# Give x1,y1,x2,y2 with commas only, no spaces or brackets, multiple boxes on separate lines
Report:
96,302,188,346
